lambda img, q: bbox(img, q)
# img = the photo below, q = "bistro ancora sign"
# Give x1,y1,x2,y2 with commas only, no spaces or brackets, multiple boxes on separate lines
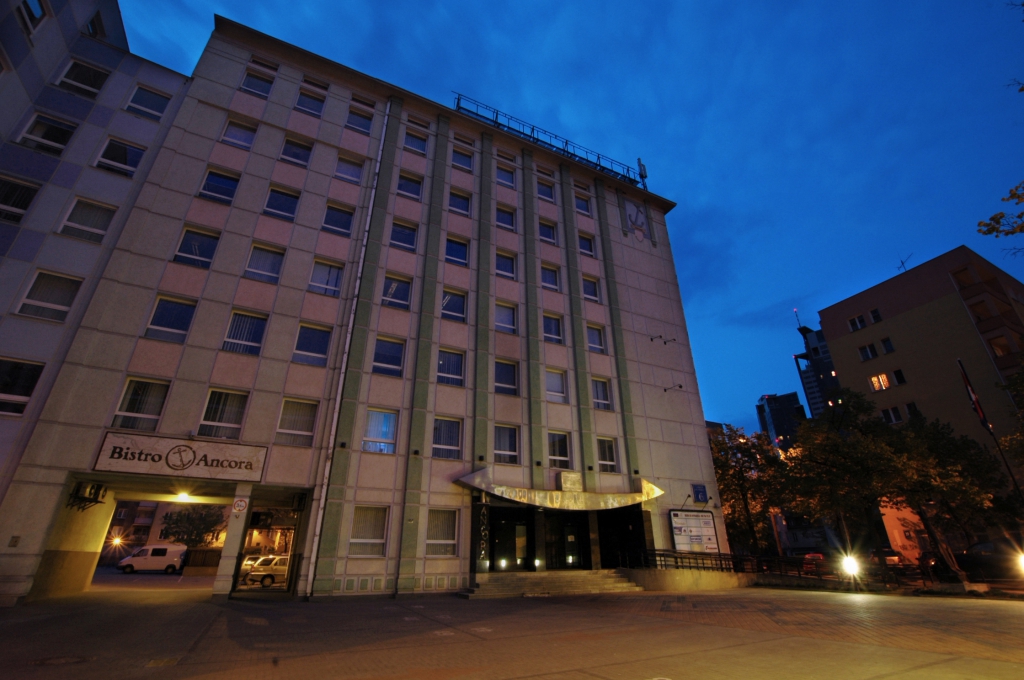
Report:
95,433,267,482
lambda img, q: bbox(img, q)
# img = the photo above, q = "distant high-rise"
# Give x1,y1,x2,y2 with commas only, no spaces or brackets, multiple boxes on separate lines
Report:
756,393,807,450
794,326,840,418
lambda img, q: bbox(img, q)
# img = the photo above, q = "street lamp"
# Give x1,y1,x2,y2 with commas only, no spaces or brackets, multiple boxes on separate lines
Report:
841,555,860,576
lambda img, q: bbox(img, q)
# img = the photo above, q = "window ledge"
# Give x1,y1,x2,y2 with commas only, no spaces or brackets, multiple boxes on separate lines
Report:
293,108,322,119
344,124,371,135
261,210,295,223
195,193,233,206
238,88,269,100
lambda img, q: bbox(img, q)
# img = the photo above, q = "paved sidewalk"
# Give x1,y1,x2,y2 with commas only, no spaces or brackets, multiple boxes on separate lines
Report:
2,586,1023,679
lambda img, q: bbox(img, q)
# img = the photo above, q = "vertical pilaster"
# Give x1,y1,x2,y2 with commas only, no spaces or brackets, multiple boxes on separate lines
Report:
521,150,546,489
472,133,495,469
212,483,252,598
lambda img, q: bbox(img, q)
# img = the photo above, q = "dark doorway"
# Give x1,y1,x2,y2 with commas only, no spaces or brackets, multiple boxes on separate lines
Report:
544,511,590,569
598,505,651,569
490,506,534,571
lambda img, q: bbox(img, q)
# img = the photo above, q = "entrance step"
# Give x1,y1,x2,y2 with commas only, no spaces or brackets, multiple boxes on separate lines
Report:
459,569,643,599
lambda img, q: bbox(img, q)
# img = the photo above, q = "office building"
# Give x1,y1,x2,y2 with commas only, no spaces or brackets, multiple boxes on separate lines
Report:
794,326,839,418
755,392,806,450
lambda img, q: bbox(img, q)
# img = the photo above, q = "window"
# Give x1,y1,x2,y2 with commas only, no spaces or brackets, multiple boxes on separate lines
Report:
592,379,612,411
449,191,471,216
19,272,81,322
17,0,46,33
346,108,373,134
127,87,170,120
264,188,299,219
495,252,516,279
495,304,517,334
390,223,417,251
0,359,44,415
432,418,462,459
61,200,115,243
362,410,398,453
309,261,343,297
86,11,105,37
437,350,464,387
597,438,617,472
990,336,1012,357
881,337,895,354
445,238,469,266
174,229,218,268
575,195,591,214
893,369,907,385
906,402,920,417
587,326,606,353
336,157,363,183
495,361,518,396
441,290,467,322
578,233,595,256
111,380,169,431
20,115,76,156
426,509,458,555
858,344,878,361
497,166,515,188
222,121,257,150
323,205,354,236
57,61,109,98
549,432,571,469
199,170,239,202
350,506,387,555
537,180,555,201
223,312,267,355
382,276,411,310
869,373,890,392
295,91,325,117
0,178,38,224
582,277,600,302
881,406,903,424
396,175,422,200
541,266,560,291
293,325,331,366
276,400,317,446
145,298,195,343
870,308,882,323
496,207,515,231
495,426,518,464
281,139,312,167
97,139,145,177
372,338,404,377
543,315,563,344
404,131,427,154
848,315,867,332
198,390,248,439
539,220,557,243
546,370,567,403
240,71,274,98
452,148,473,170
244,246,284,284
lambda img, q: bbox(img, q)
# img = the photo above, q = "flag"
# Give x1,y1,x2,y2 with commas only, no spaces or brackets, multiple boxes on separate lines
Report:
957,359,992,433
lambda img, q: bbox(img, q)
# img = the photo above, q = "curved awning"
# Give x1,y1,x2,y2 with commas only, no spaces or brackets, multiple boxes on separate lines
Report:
456,469,664,511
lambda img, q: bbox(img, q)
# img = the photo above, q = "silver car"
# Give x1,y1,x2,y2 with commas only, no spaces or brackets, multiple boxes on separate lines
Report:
246,556,290,588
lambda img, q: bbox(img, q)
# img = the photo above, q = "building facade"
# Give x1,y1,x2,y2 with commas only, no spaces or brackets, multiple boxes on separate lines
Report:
793,325,838,418
0,3,723,604
755,392,806,450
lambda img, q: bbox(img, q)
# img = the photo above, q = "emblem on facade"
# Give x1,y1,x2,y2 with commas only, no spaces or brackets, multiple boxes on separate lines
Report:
165,445,197,471
625,200,648,242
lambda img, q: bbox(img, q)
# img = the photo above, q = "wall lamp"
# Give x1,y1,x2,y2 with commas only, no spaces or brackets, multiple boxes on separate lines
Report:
664,384,684,392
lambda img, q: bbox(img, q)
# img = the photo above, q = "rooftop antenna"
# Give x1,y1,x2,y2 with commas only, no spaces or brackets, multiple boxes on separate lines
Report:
898,253,913,273
637,157,648,190
794,308,801,327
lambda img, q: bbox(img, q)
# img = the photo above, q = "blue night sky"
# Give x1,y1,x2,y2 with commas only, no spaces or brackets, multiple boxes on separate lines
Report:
121,1,1024,433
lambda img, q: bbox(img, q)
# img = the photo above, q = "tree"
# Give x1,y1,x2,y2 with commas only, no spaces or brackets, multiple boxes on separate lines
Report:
160,505,227,549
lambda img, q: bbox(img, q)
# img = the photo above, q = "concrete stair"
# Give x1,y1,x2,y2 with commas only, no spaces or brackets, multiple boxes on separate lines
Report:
459,569,643,599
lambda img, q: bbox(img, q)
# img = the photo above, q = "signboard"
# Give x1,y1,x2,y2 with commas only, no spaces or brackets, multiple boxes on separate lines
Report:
670,509,720,553
95,432,267,482
691,483,708,504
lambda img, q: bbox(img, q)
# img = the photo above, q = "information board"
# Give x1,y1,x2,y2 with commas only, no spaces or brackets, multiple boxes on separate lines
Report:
670,509,720,553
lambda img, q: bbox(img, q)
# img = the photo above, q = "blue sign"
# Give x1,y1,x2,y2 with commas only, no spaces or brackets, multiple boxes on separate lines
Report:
692,484,708,503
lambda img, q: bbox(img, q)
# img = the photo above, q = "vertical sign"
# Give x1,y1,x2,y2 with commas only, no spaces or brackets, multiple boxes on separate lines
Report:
670,510,720,553
691,483,708,503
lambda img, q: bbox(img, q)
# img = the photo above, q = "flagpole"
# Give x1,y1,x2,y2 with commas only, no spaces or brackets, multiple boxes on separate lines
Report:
987,428,1024,506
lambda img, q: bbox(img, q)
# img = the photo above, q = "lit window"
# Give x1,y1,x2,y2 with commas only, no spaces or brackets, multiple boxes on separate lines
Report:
869,373,891,392
97,139,145,177
437,350,464,387
546,370,567,403
881,337,895,354
293,325,331,367
858,344,878,361
449,191,471,215
575,195,591,214
222,121,257,150
495,361,518,396
61,200,115,243
126,87,170,120
19,272,81,322
541,266,559,291
336,157,363,183
537,180,555,201
404,131,427,154
495,425,518,464
495,304,517,334
57,61,109,98
592,379,612,410
198,390,248,439
309,261,343,297
199,170,239,202
349,505,387,555
893,369,907,385
240,71,274,98
323,205,354,236
848,315,867,332
276,400,317,446
496,166,515,188
264,188,300,220
144,298,195,343
281,139,313,167
244,246,284,284
597,438,617,472
587,326,606,353
295,91,325,117
397,175,422,200
20,115,76,156
543,315,563,344
441,290,467,322
990,336,1012,357
426,509,458,555
0,178,38,224
446,238,469,266
538,220,557,243
372,338,404,377
432,418,462,459
578,233,595,256
452,148,473,170
362,410,397,454
382,276,411,310
390,223,417,251
496,252,516,279
173,229,219,268
346,108,373,134
548,432,571,469
496,207,515,230
223,312,267,355
582,277,600,302
112,379,169,431
0,359,44,415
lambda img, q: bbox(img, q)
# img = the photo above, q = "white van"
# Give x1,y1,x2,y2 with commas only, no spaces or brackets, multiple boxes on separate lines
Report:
117,544,187,574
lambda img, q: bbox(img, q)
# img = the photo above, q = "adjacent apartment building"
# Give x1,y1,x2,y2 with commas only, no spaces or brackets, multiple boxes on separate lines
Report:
0,0,723,604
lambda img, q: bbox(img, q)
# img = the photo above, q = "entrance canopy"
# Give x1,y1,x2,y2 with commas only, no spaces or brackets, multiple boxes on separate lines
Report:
457,469,664,511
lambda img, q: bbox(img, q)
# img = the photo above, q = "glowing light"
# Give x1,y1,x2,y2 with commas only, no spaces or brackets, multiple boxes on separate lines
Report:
567,556,573,564
534,559,541,567
112,537,121,546
499,559,507,568
176,493,191,501
841,555,859,576
1018,553,1024,573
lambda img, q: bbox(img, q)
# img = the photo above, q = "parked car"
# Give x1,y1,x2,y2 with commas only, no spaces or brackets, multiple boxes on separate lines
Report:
246,555,290,588
869,548,904,566
801,552,828,574
118,544,186,574
956,540,1024,581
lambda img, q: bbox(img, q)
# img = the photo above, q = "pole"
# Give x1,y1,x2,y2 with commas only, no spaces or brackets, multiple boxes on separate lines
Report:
988,429,1024,506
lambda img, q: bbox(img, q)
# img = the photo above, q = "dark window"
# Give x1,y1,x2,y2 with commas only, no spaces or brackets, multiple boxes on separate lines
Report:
881,337,895,354
495,361,518,396
127,87,170,120
597,438,617,472
61,200,115,243
496,166,515,187
19,272,80,322
0,178,38,224
495,425,518,464
548,432,571,469
86,12,105,38
441,291,467,322
346,108,373,133
582,278,600,301
20,115,76,156
452,148,472,170
244,247,284,284
382,276,411,310
241,72,273,98
97,140,145,177
404,132,427,154
893,369,907,385
173,230,219,268
432,418,462,459
578,234,595,256
592,379,612,410
390,223,417,251
848,316,867,332
496,207,515,230
449,192,470,215
199,390,248,439
575,195,590,213
495,304,517,334
265,188,299,219
293,326,331,367
222,122,257,150
295,91,325,117
0,359,44,415
437,350,464,387
19,0,45,31
200,171,239,202
871,308,882,323
541,266,559,290
323,205,354,236
336,158,363,183
281,139,313,166
587,327,606,353
372,339,404,377
537,181,555,201
58,62,109,98
445,239,469,266
309,261,343,297
858,344,878,361
145,299,195,343
397,175,422,200
543,316,563,344
112,380,168,431
496,253,516,279
223,313,267,355
538,221,557,243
